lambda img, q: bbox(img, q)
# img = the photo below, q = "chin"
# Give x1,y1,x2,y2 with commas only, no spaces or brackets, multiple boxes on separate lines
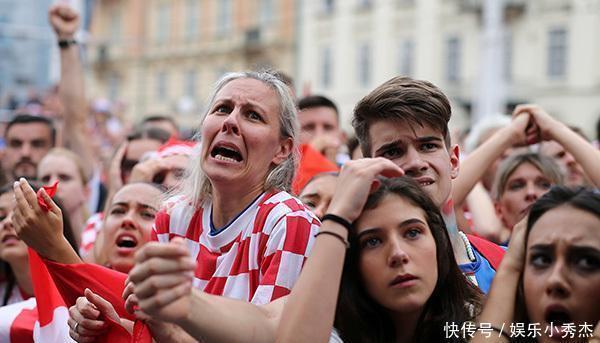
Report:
108,257,135,273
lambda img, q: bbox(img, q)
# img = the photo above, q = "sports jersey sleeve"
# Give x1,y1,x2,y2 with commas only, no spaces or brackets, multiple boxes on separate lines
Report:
152,209,171,243
251,209,320,305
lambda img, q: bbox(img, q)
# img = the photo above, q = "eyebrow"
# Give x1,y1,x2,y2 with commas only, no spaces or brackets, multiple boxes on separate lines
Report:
215,97,270,116
374,136,443,155
415,136,443,144
300,193,320,199
356,218,426,239
374,139,405,156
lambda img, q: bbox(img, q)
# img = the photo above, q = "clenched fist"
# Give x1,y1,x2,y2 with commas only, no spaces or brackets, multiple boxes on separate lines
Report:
49,3,80,39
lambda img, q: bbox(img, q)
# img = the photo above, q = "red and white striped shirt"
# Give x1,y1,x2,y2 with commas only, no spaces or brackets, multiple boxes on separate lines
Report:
153,191,319,305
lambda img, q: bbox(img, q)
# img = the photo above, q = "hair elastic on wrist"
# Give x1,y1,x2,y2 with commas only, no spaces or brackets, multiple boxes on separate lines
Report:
321,213,353,232
314,231,350,249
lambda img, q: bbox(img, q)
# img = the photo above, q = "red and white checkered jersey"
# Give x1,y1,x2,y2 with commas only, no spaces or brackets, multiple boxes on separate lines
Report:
153,190,320,305
79,212,104,258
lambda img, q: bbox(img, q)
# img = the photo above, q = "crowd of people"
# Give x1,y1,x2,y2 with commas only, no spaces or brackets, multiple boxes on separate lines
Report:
0,3,599,343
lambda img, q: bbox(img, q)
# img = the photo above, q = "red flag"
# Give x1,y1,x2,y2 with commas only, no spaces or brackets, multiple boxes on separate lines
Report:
42,258,152,342
36,181,58,212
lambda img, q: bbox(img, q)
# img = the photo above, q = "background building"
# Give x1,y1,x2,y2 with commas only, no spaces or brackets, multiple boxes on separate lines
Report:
0,0,54,111
297,0,600,139
88,0,297,128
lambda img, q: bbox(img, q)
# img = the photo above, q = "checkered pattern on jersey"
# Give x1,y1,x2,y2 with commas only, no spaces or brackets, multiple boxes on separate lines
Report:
153,191,319,305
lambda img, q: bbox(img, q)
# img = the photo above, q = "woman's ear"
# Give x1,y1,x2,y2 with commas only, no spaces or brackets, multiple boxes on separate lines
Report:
272,137,294,165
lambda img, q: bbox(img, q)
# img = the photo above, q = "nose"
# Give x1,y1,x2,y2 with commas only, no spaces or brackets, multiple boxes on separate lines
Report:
401,147,428,177
20,142,32,158
120,211,138,231
48,175,59,186
387,237,410,268
545,260,570,299
221,110,241,135
0,212,14,231
524,182,540,202
313,200,330,220
563,152,576,166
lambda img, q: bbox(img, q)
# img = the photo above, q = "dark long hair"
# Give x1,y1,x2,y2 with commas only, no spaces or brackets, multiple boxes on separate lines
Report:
334,177,483,343
0,181,79,306
514,186,600,327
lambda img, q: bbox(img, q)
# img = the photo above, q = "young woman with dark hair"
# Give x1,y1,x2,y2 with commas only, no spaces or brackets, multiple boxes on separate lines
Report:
334,175,483,342
71,158,482,343
474,186,600,342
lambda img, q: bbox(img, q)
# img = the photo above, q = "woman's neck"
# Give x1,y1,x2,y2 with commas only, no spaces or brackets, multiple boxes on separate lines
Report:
211,183,264,229
9,256,33,297
391,310,421,343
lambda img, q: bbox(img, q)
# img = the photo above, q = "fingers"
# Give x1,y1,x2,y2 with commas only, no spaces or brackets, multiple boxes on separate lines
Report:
133,241,190,264
84,288,120,323
68,296,108,341
128,255,195,284
135,273,194,300
137,280,192,314
124,292,138,315
18,178,40,211
39,188,61,215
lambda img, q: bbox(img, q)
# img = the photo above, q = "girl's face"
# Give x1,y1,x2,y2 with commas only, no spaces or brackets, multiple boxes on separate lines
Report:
0,191,28,263
102,184,162,273
354,194,438,316
523,205,600,341
299,174,337,219
496,162,553,229
38,154,88,213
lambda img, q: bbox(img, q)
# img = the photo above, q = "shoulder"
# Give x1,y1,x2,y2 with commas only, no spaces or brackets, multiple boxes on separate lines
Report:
258,191,319,232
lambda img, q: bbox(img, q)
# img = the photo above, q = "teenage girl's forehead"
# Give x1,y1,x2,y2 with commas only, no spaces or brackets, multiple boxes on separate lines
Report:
113,184,162,206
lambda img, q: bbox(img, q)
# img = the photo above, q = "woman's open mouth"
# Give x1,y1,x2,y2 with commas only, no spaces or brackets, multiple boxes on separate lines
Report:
544,305,573,334
210,144,243,163
115,233,139,255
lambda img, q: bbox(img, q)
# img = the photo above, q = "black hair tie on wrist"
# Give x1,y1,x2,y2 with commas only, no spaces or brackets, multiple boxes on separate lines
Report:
321,214,353,232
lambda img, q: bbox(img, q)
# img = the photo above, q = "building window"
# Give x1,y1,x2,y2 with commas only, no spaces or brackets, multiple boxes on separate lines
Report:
358,0,373,10
185,0,199,41
260,0,274,26
320,46,332,88
109,11,121,44
323,0,335,15
358,43,371,87
446,36,461,82
547,28,567,79
156,3,170,43
156,71,167,100
398,39,414,76
216,0,233,36
108,73,119,100
185,70,197,97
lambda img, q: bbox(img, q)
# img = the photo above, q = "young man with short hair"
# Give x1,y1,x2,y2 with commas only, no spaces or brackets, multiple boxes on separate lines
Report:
298,95,344,164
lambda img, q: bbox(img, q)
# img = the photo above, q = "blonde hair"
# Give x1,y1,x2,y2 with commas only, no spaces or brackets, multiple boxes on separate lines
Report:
172,70,299,208
493,152,564,200
41,147,89,185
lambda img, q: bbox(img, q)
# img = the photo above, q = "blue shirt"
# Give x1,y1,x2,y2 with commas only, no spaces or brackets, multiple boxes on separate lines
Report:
459,249,496,294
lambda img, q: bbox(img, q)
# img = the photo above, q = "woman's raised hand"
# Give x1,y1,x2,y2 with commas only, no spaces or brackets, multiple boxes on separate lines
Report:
502,214,528,273
12,178,70,260
127,237,196,324
327,158,404,223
